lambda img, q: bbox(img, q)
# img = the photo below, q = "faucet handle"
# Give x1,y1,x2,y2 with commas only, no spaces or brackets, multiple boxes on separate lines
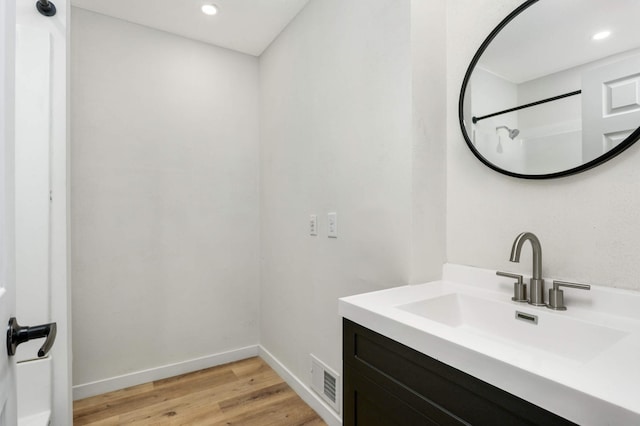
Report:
496,271,523,283
496,271,527,302
547,280,591,311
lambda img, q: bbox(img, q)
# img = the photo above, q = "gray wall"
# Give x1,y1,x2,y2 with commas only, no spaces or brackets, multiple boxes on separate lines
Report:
71,9,260,386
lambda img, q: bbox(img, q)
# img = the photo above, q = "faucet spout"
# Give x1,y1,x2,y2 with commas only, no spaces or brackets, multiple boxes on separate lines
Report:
510,232,542,279
509,232,545,306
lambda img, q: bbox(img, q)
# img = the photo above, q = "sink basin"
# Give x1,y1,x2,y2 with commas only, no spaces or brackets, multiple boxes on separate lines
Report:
397,292,629,362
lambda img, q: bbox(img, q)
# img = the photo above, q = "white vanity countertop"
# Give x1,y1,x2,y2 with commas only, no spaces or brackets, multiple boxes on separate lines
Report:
339,263,640,426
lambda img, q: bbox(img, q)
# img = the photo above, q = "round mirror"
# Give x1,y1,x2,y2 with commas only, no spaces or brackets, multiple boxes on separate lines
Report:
459,0,640,179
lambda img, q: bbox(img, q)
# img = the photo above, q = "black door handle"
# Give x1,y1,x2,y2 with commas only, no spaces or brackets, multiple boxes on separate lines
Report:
6,317,57,357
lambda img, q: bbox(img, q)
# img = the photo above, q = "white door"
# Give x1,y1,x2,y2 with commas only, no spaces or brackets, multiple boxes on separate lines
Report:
15,21,51,367
582,53,640,163
13,1,70,423
0,0,17,424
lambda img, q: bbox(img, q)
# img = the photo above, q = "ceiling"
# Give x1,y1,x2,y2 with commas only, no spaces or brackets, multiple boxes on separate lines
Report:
71,0,310,56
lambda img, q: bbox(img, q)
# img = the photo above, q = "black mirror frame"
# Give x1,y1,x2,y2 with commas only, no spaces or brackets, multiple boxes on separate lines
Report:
458,0,640,179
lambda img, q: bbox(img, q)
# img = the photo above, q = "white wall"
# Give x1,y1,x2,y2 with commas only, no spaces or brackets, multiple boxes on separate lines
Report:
410,0,447,284
259,0,418,408
71,8,260,387
447,0,640,291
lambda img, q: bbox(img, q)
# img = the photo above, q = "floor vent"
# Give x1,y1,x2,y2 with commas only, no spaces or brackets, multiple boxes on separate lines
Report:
310,354,340,413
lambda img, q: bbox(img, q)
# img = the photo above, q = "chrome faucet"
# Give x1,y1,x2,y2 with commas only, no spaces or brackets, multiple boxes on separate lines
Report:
509,232,545,306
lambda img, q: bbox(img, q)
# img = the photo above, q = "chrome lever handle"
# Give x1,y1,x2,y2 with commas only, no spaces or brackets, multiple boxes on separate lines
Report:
496,271,527,302
6,318,57,357
547,280,590,311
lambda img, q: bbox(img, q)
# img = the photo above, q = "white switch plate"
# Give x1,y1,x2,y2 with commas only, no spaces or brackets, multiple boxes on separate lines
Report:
310,214,318,236
328,212,337,238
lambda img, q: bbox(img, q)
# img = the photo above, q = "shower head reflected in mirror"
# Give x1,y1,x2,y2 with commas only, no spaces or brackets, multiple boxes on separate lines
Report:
496,125,520,140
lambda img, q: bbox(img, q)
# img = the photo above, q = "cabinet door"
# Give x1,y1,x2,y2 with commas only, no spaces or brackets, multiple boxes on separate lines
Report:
344,368,446,426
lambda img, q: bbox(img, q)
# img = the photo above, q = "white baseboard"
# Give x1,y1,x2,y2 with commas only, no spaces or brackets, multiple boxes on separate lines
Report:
72,345,259,400
258,346,342,426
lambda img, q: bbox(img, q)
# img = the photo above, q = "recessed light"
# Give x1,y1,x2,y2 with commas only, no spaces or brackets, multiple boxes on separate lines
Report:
201,4,218,16
592,31,611,41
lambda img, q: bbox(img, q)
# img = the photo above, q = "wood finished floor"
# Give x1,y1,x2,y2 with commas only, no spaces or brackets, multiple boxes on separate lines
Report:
73,357,327,425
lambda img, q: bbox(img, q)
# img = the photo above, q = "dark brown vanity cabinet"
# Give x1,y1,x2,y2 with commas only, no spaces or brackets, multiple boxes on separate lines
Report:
343,319,576,426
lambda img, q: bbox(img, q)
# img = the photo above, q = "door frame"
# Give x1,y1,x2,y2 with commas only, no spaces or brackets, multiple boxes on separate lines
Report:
45,0,72,422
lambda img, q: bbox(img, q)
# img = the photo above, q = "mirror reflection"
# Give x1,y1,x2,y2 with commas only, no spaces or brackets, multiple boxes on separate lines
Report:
461,0,640,177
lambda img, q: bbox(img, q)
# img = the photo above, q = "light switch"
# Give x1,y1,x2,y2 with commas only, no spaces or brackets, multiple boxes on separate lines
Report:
328,212,337,238
310,214,318,236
